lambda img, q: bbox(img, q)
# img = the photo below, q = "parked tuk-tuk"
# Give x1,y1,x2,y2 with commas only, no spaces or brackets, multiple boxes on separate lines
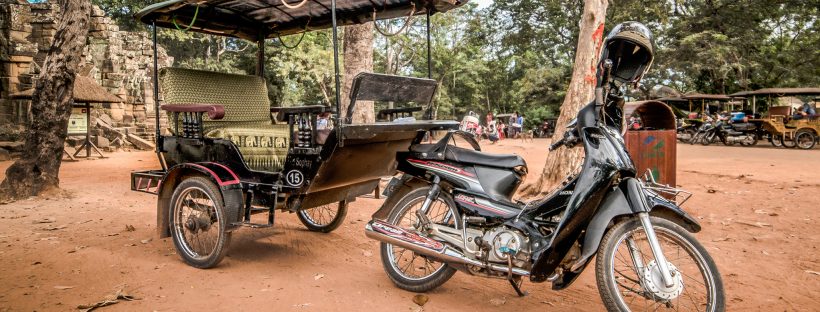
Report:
130,0,468,268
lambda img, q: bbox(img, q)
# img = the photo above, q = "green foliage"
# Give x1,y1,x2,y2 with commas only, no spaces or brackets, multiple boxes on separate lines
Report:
94,0,820,122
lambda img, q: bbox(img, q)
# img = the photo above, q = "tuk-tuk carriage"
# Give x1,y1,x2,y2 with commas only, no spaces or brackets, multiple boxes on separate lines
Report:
730,88,820,149
129,0,467,268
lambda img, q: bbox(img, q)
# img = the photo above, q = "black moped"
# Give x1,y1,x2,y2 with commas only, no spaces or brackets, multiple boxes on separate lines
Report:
365,22,724,311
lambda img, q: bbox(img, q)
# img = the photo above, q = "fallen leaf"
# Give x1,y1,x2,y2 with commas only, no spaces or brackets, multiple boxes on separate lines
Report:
125,225,136,232
706,189,717,194
32,261,41,265
140,238,152,244
313,274,325,280
40,224,67,231
77,288,137,312
805,270,820,276
735,221,771,228
32,218,56,224
490,297,506,306
54,285,75,290
362,250,373,257
412,294,429,306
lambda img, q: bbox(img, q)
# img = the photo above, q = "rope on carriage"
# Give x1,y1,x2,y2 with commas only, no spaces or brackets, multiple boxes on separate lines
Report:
276,17,311,49
373,3,416,37
172,4,200,32
281,0,310,10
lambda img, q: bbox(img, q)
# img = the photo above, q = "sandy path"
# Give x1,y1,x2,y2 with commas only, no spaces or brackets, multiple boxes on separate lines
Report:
0,138,817,311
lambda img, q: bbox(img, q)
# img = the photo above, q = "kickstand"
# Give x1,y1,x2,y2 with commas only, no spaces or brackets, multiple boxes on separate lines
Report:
509,276,528,297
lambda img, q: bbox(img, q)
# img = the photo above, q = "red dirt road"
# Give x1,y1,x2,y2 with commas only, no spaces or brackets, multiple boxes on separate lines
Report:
0,139,818,311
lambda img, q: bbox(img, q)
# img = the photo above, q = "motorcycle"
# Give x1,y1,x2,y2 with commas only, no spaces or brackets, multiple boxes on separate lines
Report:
365,22,724,311
695,118,756,146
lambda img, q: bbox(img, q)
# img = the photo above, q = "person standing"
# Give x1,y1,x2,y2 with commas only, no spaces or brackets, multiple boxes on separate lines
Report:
487,119,499,144
517,114,525,136
508,112,518,138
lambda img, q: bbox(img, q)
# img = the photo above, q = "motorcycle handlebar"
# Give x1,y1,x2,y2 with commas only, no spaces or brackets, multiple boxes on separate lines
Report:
549,138,565,151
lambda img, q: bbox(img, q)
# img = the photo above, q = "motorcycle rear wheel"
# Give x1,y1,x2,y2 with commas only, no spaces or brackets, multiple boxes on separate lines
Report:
596,216,725,312
379,187,459,292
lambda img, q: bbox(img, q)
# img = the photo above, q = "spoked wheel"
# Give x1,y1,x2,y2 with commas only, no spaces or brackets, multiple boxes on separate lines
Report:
794,130,816,150
700,134,714,146
596,216,725,312
379,187,460,292
297,201,348,233
169,177,232,269
688,132,702,145
770,135,783,147
781,135,797,148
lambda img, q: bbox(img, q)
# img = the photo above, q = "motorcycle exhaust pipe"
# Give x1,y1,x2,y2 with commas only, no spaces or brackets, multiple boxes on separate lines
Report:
365,220,530,276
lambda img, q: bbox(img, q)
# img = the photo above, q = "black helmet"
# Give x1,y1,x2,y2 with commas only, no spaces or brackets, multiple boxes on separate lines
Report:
599,22,654,86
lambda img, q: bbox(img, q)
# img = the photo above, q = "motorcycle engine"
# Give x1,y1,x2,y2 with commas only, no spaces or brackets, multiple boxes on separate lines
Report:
481,227,530,268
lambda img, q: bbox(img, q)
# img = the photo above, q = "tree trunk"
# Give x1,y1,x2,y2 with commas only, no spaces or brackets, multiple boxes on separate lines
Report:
0,0,91,202
341,23,375,123
520,0,608,197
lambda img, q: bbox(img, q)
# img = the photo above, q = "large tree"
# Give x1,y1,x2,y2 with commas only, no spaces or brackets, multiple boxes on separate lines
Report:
0,0,92,202
521,0,608,196
341,24,375,123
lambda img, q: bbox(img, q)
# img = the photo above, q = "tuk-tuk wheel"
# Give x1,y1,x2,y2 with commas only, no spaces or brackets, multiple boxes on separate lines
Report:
780,135,796,148
297,201,348,233
168,176,232,269
795,130,816,149
770,135,783,147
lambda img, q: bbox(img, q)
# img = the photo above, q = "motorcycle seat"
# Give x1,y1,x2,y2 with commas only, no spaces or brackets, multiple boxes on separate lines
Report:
411,144,527,169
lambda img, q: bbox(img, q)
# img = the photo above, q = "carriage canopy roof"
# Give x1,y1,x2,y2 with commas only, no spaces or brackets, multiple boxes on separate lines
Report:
136,0,468,40
728,87,820,97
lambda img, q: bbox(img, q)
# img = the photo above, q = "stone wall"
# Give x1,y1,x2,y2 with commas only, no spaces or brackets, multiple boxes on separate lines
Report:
0,1,172,140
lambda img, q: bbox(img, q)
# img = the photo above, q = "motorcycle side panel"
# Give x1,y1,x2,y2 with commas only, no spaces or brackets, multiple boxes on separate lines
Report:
474,165,523,203
452,192,519,219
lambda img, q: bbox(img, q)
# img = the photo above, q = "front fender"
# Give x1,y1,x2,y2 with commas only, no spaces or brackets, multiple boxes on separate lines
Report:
577,178,701,265
156,162,244,238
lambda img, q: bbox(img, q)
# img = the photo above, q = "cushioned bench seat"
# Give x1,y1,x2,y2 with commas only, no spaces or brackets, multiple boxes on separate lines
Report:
159,67,289,172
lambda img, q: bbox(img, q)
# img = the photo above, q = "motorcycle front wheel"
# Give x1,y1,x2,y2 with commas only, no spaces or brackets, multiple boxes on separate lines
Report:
379,187,459,292
596,216,725,312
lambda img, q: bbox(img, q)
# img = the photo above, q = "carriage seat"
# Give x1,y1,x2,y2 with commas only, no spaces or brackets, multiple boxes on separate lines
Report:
158,67,289,172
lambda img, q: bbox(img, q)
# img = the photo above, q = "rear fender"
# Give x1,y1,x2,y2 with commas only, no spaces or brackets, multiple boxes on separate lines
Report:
576,178,701,265
156,162,243,238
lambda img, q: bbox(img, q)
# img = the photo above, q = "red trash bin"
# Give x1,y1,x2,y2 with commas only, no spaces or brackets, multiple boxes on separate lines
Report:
624,101,677,187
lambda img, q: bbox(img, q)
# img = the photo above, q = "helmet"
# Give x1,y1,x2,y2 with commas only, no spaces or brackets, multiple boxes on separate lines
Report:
599,22,655,85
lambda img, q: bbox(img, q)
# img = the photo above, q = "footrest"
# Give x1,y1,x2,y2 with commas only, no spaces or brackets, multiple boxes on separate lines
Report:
131,170,165,195
231,222,273,228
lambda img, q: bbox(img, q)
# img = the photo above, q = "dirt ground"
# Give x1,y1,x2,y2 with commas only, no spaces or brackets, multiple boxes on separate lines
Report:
0,138,818,311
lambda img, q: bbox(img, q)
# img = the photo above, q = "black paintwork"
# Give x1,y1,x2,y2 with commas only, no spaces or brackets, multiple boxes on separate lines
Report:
382,94,701,288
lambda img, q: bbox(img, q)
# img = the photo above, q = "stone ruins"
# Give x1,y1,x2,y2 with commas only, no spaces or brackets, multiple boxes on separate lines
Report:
0,1,172,148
